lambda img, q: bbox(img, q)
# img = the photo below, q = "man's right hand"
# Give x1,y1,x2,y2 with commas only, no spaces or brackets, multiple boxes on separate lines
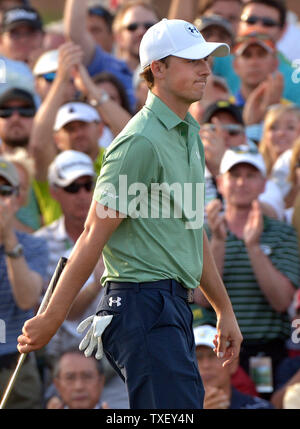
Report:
17,312,62,354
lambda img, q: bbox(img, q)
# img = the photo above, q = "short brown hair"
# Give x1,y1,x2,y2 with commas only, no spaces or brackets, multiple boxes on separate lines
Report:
140,56,170,89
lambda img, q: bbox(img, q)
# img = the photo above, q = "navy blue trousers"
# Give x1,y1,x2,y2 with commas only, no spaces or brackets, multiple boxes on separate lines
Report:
96,280,204,409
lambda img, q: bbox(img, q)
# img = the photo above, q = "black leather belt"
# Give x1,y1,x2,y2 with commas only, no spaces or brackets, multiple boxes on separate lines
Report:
106,279,194,303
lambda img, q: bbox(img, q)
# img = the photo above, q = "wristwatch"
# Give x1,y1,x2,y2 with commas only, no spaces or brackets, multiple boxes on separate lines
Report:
89,91,110,108
5,243,24,258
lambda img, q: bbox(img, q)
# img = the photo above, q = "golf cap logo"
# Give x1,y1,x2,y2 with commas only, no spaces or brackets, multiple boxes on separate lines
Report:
109,296,122,307
185,23,201,38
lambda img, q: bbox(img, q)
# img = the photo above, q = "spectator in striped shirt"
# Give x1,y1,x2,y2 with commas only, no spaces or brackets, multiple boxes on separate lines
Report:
196,145,300,389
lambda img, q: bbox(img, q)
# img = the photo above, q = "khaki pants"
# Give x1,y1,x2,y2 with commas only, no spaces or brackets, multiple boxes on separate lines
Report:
0,353,43,409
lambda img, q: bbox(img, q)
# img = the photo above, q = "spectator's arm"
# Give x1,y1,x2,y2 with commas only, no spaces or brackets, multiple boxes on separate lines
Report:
73,64,132,136
29,42,83,181
0,192,43,310
168,0,198,21
64,0,96,65
271,369,300,409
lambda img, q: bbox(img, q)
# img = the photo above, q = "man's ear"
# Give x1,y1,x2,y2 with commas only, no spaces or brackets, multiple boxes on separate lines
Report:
151,60,167,80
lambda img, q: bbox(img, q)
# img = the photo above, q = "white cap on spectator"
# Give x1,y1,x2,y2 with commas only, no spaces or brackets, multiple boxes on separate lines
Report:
33,50,58,76
220,145,267,177
193,325,217,349
48,150,95,187
139,18,229,70
54,102,101,131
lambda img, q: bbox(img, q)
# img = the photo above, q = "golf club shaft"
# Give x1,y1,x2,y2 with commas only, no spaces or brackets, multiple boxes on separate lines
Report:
0,256,68,409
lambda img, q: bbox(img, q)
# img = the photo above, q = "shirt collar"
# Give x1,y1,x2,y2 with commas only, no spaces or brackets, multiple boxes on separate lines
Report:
145,91,200,132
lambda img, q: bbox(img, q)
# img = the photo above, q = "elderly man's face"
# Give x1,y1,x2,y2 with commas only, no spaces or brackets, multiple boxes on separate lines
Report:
54,353,104,409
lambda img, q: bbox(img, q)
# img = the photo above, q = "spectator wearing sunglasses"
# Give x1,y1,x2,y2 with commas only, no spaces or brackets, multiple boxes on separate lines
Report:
212,0,300,109
0,156,48,409
0,5,44,64
112,0,160,73
0,87,36,155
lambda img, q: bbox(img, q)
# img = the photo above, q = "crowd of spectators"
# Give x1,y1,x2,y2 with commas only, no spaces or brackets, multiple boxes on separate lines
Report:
0,0,299,409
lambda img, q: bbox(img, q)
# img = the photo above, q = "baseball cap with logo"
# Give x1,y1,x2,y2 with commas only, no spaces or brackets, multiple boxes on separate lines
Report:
0,157,20,187
139,18,230,70
1,6,43,33
193,324,217,349
48,150,95,188
54,102,101,132
233,27,276,56
220,145,267,177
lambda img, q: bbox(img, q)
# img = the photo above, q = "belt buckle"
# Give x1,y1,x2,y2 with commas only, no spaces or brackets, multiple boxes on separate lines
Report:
187,289,194,304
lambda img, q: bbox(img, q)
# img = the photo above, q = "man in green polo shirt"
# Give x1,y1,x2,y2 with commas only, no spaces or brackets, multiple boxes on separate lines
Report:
18,19,242,409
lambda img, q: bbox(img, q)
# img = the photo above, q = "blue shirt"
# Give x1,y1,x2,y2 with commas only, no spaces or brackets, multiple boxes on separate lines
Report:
87,45,135,113
230,387,274,409
0,231,48,356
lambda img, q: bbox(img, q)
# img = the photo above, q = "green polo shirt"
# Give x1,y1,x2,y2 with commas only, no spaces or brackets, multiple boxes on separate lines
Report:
94,91,205,289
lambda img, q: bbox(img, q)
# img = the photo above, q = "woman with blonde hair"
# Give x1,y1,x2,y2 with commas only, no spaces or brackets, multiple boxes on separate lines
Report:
285,138,300,243
259,104,300,176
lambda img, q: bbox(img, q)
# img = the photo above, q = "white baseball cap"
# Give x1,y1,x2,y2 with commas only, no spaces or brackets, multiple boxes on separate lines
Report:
33,50,58,76
48,150,95,187
193,325,217,349
139,18,230,70
54,102,101,132
220,145,267,177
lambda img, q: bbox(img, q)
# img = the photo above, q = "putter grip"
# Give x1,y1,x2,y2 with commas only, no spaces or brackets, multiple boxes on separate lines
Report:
36,256,68,315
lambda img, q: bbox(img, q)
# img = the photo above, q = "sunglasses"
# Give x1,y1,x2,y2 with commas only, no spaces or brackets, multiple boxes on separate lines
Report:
41,72,56,83
0,106,36,118
241,14,280,28
0,184,18,197
203,123,244,136
124,22,156,32
61,180,94,194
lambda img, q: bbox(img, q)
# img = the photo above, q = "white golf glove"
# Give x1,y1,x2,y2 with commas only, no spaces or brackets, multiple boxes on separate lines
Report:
77,314,113,360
